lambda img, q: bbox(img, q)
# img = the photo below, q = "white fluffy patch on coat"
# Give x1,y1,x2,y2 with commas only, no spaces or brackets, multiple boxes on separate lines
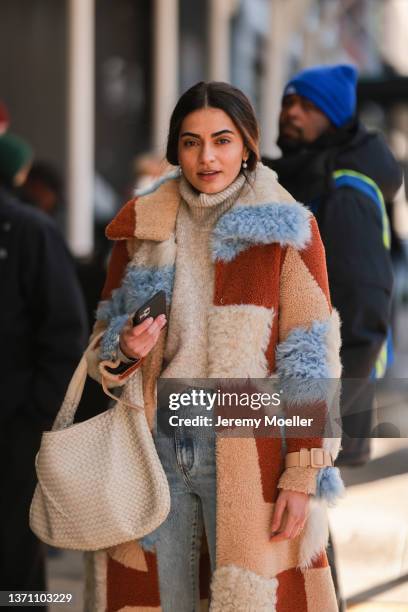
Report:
326,309,342,378
324,308,343,459
208,305,274,378
298,497,329,570
210,564,278,611
237,163,294,208
83,551,107,612
323,426,342,461
130,234,177,268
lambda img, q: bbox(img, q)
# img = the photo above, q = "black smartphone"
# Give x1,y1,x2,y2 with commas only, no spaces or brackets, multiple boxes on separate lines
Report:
132,290,167,327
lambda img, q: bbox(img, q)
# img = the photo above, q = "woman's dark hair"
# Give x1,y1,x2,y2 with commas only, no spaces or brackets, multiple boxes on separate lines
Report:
166,81,260,172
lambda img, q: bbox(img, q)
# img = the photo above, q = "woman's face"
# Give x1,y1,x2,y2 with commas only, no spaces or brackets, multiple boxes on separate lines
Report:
178,107,249,194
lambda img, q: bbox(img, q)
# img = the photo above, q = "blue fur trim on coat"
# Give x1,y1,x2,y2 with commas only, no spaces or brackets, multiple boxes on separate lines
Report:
96,264,175,360
96,265,175,322
134,167,181,197
100,314,129,361
276,319,331,405
316,467,345,506
121,265,174,312
211,202,311,262
276,319,330,378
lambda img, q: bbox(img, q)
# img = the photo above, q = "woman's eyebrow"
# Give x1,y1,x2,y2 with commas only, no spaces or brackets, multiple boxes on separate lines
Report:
180,129,235,138
180,131,200,138
211,129,234,137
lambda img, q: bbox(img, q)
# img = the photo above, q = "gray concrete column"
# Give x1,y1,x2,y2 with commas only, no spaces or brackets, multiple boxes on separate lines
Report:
67,0,95,256
153,0,179,156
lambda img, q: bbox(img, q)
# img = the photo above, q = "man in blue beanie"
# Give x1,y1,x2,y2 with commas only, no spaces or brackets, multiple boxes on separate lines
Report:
265,63,402,461
264,65,402,610
281,64,358,134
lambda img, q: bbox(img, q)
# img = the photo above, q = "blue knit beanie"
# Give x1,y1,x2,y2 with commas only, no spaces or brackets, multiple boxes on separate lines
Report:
283,64,358,127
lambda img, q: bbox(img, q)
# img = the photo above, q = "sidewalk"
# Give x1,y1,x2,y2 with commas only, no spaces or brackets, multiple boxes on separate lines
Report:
330,438,408,611
48,551,83,612
330,304,408,611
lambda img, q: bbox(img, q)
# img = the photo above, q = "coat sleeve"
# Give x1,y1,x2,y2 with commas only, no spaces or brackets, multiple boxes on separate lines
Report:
86,239,143,387
21,216,88,428
276,217,343,501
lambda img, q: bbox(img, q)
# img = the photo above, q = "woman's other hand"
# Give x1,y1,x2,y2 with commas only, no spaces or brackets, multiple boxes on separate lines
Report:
269,489,309,542
119,314,167,360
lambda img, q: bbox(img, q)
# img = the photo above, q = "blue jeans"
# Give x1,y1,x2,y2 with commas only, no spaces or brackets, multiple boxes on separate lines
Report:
139,405,217,612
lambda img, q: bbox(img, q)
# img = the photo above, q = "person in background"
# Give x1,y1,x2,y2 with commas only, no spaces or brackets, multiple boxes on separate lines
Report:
0,132,87,607
263,63,403,612
20,157,111,421
264,64,402,466
20,160,64,218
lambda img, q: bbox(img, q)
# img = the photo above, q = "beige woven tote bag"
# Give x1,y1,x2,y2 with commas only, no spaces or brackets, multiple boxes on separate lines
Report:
29,336,171,551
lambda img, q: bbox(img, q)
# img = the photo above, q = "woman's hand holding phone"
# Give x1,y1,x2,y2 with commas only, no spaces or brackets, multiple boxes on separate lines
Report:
119,314,167,360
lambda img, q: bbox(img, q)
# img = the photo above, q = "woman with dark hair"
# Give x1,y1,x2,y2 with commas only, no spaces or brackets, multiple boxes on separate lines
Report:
86,81,343,611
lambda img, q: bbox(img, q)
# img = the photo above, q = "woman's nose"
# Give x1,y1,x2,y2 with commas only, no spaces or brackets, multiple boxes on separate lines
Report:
199,144,216,164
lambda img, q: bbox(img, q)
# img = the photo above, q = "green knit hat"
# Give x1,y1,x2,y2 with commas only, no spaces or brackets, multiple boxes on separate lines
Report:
0,132,33,184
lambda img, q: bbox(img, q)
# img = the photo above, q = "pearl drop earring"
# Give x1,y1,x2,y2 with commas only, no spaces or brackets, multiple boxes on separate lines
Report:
242,160,248,169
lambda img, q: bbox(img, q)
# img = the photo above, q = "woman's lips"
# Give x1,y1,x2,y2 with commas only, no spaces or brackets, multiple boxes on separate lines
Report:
197,171,221,182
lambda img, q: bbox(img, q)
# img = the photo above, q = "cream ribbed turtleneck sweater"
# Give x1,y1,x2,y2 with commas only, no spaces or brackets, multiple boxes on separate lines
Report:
161,172,246,378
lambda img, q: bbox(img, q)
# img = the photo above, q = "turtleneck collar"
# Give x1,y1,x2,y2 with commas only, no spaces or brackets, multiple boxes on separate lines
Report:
179,171,246,211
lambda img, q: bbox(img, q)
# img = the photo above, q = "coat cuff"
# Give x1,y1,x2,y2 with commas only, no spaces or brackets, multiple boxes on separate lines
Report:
85,320,142,388
278,466,319,495
278,465,345,505
98,357,143,388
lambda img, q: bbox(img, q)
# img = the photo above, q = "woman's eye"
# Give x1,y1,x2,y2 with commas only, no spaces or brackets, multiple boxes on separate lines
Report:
217,138,230,145
183,140,198,147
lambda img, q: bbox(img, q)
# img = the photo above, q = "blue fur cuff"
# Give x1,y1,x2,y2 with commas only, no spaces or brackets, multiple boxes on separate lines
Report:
316,467,345,506
100,314,129,361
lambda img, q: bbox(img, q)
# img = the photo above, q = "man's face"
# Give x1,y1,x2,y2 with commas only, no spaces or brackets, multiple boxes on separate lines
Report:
279,94,332,147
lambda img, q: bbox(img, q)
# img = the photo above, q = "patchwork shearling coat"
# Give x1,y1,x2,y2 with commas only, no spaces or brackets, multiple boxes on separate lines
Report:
85,164,343,611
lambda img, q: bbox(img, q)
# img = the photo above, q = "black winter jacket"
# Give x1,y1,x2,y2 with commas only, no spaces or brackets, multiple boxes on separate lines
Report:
265,122,402,380
265,123,402,462
0,186,88,428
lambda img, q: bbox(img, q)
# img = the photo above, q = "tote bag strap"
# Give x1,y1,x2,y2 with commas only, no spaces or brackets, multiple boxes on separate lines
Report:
52,332,143,432
101,375,145,413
